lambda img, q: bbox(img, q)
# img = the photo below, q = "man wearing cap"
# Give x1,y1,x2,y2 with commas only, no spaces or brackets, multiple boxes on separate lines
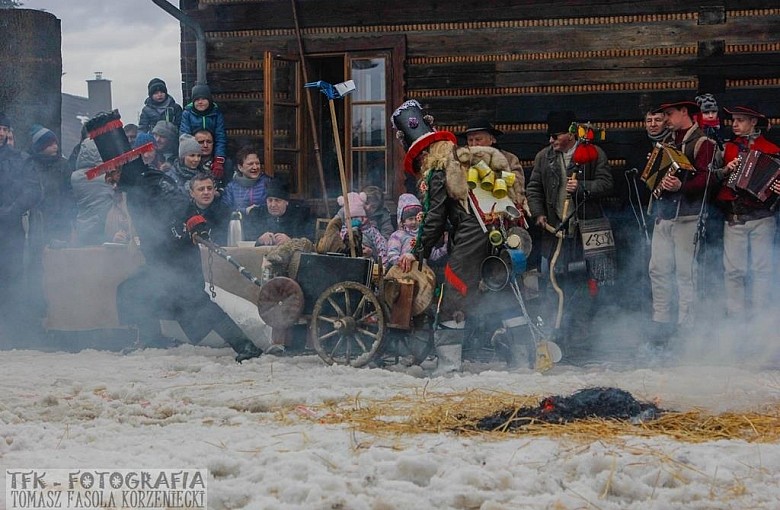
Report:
462,118,529,216
713,105,779,320
151,120,180,171
245,176,312,245
0,113,42,342
648,99,718,342
526,111,613,348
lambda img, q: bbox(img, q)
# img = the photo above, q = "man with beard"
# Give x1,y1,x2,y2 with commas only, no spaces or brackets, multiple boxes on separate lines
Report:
0,113,41,343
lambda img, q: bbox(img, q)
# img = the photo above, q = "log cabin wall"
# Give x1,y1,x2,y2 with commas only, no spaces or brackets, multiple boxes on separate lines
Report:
180,0,780,210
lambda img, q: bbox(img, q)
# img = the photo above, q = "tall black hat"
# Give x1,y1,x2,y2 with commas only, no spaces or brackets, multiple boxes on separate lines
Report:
391,100,457,174
83,110,153,181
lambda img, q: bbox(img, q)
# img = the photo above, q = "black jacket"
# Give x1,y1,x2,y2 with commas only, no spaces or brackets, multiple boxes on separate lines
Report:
244,201,313,241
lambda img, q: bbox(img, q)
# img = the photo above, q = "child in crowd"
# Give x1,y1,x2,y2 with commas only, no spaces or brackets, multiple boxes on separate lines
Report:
221,145,270,213
138,78,183,133
386,193,447,270
180,84,227,180
164,134,203,197
338,192,387,265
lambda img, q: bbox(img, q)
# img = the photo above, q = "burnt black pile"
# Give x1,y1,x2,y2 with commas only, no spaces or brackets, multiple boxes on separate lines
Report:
475,387,663,431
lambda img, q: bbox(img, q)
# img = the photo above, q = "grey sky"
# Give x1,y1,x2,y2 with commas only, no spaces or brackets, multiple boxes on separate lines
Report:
21,0,182,126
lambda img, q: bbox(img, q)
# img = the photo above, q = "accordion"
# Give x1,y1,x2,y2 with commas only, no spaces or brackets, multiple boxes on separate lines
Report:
729,149,780,203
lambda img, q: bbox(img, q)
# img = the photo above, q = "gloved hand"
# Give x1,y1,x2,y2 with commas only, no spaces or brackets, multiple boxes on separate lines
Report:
185,214,209,242
211,156,225,179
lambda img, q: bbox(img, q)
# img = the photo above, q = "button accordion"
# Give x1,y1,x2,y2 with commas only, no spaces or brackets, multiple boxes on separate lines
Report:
728,149,780,203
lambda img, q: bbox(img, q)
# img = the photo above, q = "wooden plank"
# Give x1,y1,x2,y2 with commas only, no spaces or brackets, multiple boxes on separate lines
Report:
185,1,777,32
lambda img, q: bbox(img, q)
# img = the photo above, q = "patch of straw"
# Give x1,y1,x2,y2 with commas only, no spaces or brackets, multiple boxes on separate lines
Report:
278,390,780,443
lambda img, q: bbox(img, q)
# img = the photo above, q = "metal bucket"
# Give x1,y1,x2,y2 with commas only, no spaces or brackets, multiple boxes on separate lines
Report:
480,248,528,291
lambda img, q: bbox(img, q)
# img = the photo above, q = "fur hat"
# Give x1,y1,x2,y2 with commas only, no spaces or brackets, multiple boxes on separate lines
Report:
695,93,718,113
29,124,58,153
391,99,457,175
546,111,576,137
396,193,422,221
0,112,10,128
152,120,178,141
148,78,167,97
266,177,290,201
338,192,367,218
461,117,503,137
191,84,213,102
178,134,201,160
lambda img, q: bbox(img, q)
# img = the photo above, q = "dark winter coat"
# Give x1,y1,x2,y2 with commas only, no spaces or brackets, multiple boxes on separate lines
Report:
163,161,200,198
28,152,74,244
172,198,232,278
244,201,313,241
118,160,189,266
138,95,183,133
418,167,489,319
180,102,227,159
527,144,613,229
0,144,41,277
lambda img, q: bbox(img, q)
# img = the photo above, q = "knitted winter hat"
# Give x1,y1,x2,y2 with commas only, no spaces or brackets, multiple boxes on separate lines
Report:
76,138,102,170
151,120,178,141
30,124,58,153
133,131,155,149
695,93,718,113
0,112,10,128
396,193,422,221
191,84,213,102
178,134,201,160
148,78,167,97
338,192,367,218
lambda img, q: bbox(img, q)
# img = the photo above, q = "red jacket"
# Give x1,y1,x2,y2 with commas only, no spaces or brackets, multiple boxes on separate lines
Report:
715,135,780,210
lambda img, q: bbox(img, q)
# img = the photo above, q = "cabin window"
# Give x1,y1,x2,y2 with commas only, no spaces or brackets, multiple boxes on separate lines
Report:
349,57,388,193
264,38,404,209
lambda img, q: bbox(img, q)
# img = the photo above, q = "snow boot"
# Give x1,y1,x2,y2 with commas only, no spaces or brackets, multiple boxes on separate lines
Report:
432,328,463,376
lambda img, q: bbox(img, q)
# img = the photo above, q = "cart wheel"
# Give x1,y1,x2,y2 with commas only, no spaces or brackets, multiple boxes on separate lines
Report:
256,277,304,329
310,281,385,367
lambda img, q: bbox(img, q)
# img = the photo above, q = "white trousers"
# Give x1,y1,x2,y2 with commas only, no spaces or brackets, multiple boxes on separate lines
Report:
648,216,698,325
723,215,776,318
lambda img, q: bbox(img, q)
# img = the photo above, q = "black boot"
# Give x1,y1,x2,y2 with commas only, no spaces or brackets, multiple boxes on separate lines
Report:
234,341,263,363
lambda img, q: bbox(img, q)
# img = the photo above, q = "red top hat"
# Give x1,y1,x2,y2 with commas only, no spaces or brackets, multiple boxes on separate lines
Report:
391,100,457,174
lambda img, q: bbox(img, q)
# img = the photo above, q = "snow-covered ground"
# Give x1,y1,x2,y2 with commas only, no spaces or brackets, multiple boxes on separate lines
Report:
2,343,780,510
3,287,780,509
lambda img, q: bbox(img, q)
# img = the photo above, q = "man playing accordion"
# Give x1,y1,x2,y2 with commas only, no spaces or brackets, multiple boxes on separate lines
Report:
714,105,780,320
